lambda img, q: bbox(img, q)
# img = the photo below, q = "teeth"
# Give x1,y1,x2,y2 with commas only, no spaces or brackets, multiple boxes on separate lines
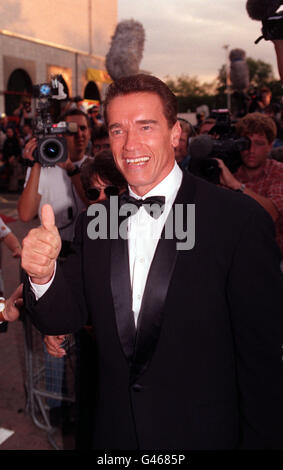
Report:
126,157,150,164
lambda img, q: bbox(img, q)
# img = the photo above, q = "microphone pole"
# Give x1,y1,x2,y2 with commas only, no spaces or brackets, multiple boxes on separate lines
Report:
223,45,231,111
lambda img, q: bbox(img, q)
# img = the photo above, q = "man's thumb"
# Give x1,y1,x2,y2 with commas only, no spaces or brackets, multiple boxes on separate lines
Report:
41,204,55,231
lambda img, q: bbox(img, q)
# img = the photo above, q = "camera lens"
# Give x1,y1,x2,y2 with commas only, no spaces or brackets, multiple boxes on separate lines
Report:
38,137,67,166
43,140,61,159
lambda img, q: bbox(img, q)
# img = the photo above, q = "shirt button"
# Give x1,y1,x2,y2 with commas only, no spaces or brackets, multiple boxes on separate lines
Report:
140,257,145,263
137,295,141,300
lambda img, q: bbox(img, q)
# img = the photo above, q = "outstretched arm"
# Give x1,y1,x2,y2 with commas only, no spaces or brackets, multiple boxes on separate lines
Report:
0,284,23,322
215,159,280,222
17,138,41,222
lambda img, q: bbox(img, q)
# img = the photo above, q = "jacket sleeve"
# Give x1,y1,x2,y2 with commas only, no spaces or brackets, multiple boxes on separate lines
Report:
23,212,89,335
227,204,283,449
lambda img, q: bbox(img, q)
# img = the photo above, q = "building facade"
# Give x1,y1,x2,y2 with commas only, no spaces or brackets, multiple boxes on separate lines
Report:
0,0,117,116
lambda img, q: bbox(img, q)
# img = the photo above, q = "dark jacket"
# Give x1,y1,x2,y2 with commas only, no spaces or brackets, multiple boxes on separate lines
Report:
24,172,283,450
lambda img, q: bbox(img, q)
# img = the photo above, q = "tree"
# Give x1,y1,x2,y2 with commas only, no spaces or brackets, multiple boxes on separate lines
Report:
165,75,219,113
166,57,281,115
246,58,274,86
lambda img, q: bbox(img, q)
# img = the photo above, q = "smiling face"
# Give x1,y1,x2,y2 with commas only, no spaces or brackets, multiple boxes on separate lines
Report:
241,133,272,170
107,92,181,196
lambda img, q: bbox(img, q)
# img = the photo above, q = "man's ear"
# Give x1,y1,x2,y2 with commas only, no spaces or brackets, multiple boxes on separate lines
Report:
171,120,182,148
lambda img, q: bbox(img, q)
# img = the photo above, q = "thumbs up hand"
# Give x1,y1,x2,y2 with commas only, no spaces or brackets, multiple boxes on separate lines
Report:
21,204,62,284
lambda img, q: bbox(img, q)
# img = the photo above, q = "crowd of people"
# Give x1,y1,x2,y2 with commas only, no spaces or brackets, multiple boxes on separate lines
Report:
175,100,283,267
0,38,283,451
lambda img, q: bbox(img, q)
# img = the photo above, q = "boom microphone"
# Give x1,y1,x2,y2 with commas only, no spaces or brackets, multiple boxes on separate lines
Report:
229,49,249,92
246,0,282,20
105,19,145,81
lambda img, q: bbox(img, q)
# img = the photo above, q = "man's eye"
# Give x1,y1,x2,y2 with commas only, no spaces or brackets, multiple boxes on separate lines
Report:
141,125,151,131
111,129,123,136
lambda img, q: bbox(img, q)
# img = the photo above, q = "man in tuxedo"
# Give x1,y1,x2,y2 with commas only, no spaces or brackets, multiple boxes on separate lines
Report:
21,74,283,450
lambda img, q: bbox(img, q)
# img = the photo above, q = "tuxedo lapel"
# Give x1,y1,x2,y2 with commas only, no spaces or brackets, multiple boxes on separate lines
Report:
130,233,178,383
110,234,136,362
130,172,196,383
110,172,196,379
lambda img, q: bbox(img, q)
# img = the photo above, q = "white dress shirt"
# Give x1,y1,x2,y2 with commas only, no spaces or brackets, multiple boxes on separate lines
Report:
127,162,182,325
30,162,183,326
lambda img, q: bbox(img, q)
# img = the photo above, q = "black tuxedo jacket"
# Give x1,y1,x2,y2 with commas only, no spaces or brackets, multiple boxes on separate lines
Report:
24,172,283,450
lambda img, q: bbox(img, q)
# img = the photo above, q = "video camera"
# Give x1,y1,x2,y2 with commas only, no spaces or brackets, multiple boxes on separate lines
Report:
188,109,250,184
255,11,283,43
246,0,283,43
32,75,77,167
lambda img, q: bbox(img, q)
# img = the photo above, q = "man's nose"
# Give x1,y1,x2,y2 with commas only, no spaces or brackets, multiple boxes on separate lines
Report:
124,129,137,151
248,141,257,153
76,127,83,138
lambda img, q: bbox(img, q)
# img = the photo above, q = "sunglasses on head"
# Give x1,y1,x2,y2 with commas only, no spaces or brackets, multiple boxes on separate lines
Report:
86,185,119,201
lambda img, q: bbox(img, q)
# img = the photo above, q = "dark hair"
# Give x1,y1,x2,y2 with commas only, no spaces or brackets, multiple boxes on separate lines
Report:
80,150,126,192
235,112,277,144
104,73,178,128
59,108,91,127
91,124,109,143
177,118,197,137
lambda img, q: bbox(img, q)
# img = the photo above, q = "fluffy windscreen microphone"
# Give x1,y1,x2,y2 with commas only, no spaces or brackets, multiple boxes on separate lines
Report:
246,0,282,20
105,19,145,81
229,49,249,92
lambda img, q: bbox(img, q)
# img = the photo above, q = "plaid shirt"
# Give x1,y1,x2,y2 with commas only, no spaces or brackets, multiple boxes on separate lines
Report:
234,159,283,259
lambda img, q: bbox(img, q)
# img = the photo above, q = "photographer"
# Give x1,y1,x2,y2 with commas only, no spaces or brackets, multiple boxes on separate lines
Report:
18,109,90,244
2,126,23,192
215,112,283,263
13,99,33,128
248,86,273,114
18,107,90,429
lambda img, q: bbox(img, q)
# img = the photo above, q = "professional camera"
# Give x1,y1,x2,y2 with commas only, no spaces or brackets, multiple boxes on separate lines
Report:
255,11,283,43
188,109,250,184
32,75,77,167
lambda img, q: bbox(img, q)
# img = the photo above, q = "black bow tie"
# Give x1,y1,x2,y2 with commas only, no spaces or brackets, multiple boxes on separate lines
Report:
120,193,165,219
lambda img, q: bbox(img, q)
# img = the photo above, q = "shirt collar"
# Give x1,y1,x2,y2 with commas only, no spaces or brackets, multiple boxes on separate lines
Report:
74,154,89,168
128,161,183,204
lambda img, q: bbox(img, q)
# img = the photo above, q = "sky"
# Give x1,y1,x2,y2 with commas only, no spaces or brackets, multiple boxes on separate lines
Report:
118,0,280,83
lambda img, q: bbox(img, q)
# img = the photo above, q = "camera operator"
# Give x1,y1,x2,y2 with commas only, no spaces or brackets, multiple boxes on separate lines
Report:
215,112,283,264
13,99,33,128
248,85,273,114
18,108,90,428
18,109,90,247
